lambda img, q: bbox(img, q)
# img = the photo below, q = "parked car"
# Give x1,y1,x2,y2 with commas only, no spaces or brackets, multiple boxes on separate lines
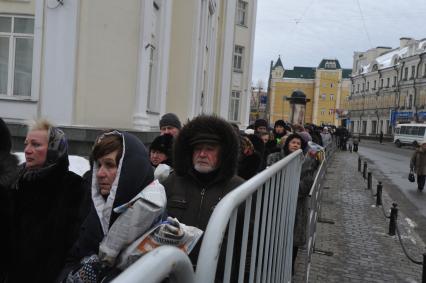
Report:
14,152,90,176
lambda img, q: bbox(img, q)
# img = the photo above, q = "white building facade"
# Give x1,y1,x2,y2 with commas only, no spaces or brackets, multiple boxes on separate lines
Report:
349,37,426,135
0,0,257,130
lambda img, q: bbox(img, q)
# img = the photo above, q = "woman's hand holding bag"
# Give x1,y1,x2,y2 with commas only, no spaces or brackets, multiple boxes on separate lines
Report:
408,169,415,183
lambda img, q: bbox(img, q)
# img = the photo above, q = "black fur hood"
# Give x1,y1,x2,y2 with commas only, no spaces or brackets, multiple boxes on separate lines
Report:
0,152,19,189
173,115,240,184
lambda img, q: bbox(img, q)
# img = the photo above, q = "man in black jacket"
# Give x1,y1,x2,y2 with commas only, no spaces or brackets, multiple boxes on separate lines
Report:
163,115,244,265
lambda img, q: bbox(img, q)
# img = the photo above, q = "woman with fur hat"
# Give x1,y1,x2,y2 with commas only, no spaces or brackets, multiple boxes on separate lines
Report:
0,118,19,281
7,119,87,283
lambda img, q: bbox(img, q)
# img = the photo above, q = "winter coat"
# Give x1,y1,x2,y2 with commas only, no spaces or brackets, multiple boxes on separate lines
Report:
293,156,318,247
237,135,262,180
60,131,153,279
411,147,426,176
163,115,244,265
7,153,86,283
0,153,19,281
0,118,19,281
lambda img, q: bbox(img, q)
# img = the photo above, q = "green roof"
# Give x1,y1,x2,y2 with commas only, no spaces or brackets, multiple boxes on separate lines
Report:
283,67,316,79
342,68,352,78
318,59,342,69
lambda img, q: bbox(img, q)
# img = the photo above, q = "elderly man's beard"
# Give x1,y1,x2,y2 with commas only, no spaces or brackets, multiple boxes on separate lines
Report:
194,159,217,173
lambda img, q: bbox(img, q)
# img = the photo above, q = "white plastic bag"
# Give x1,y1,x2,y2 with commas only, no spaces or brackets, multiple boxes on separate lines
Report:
98,180,167,266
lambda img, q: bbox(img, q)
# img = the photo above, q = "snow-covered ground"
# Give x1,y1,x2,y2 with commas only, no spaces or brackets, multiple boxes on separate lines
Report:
14,152,90,176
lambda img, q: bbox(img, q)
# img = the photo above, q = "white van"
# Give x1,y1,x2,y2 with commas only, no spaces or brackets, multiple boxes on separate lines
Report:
393,123,426,147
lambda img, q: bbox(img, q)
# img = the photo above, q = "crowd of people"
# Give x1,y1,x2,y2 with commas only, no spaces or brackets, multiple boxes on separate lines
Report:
0,114,337,282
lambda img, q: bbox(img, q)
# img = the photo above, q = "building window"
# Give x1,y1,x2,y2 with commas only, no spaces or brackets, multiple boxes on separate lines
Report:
330,94,334,101
411,65,416,79
404,67,408,80
233,45,244,72
321,108,326,115
229,90,240,121
386,77,390,88
366,81,369,90
380,79,383,88
362,83,365,91
424,63,426,77
408,95,413,108
329,109,334,115
325,61,336,69
0,15,34,97
330,83,333,88
371,120,377,134
393,76,396,86
236,0,247,26
373,80,376,90
321,93,326,100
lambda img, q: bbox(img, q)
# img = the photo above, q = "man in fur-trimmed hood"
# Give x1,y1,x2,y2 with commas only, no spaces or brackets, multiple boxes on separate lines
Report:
163,114,244,264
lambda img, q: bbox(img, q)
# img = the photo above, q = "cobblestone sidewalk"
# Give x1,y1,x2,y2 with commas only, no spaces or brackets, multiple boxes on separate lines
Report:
294,150,424,283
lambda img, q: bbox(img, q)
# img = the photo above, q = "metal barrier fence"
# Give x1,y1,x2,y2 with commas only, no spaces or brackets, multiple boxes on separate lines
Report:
113,246,195,283
113,150,304,283
195,150,303,283
302,139,336,282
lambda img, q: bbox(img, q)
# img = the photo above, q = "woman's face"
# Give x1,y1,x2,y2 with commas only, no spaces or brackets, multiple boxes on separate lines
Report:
150,150,168,166
96,150,119,196
288,138,302,153
24,130,49,169
261,134,269,144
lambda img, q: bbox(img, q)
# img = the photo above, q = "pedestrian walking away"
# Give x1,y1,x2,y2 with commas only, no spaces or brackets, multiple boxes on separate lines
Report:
410,139,426,191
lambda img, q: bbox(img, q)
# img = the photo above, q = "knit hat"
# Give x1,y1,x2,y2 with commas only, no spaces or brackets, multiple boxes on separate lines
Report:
274,120,286,128
150,134,173,156
159,113,181,129
297,131,312,143
254,119,268,129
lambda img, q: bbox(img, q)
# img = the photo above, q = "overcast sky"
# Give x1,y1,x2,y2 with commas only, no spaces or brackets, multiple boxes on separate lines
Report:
252,0,426,86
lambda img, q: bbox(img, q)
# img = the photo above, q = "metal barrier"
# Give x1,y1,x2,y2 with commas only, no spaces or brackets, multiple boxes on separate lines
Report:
302,138,336,282
196,150,303,283
113,149,309,282
112,246,195,283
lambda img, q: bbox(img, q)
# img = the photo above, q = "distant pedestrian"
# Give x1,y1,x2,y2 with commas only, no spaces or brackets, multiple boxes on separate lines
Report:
159,113,181,137
410,140,426,191
379,131,384,144
149,134,173,168
254,118,268,134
